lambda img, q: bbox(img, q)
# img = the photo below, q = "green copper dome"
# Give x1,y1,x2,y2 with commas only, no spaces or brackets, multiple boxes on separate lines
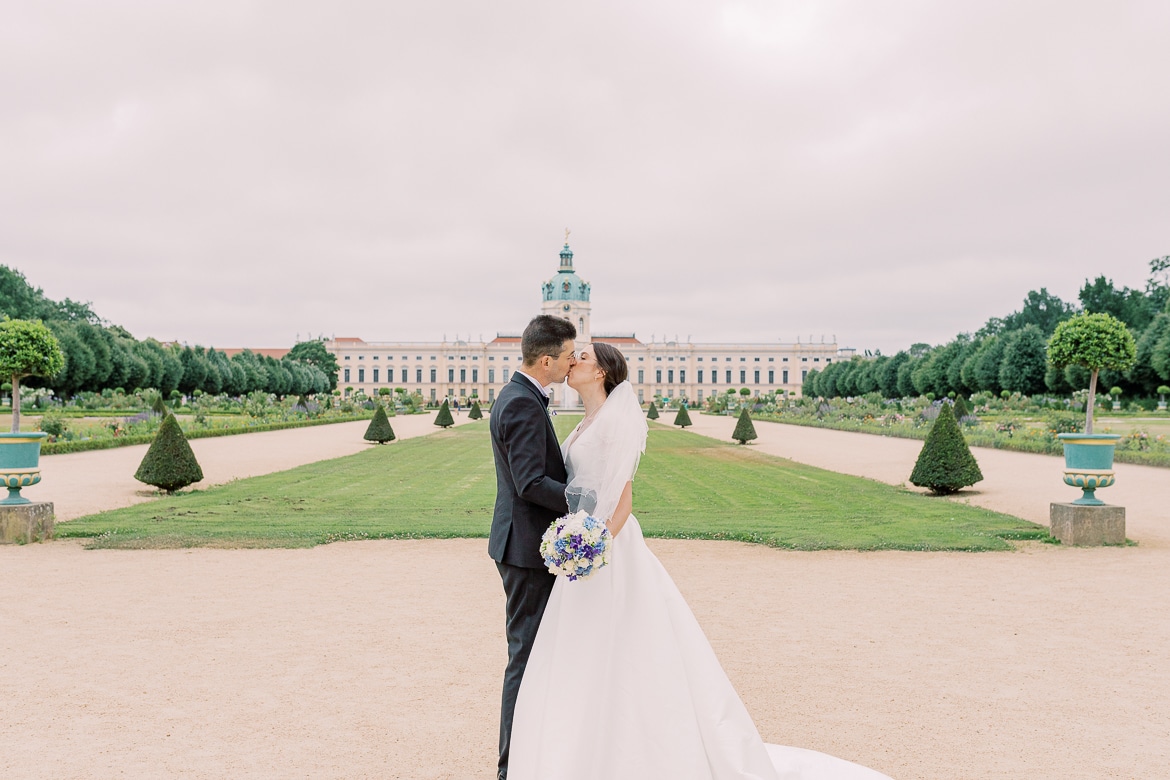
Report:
542,243,590,302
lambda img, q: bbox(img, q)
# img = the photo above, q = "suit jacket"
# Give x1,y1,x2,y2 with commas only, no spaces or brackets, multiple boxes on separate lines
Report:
488,373,570,568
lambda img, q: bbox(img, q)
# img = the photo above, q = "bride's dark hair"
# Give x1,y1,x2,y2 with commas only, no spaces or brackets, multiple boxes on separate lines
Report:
592,342,628,396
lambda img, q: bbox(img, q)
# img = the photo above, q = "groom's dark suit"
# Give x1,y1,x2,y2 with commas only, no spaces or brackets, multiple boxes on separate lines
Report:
489,372,568,779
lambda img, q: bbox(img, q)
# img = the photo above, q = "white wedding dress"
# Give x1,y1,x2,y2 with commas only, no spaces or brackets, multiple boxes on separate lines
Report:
508,382,893,780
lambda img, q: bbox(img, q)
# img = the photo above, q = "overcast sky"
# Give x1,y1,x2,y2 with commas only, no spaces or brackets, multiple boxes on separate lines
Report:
2,1,1167,354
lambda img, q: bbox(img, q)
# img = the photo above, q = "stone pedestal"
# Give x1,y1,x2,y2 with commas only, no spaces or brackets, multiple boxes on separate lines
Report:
0,502,55,544
1049,502,1125,546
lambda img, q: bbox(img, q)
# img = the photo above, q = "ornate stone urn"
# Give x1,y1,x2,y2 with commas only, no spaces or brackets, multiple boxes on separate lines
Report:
0,432,48,504
1057,433,1120,506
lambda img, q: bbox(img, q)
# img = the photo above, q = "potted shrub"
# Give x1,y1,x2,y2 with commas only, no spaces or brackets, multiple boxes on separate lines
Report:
0,320,66,504
1109,386,1123,410
1158,385,1169,411
1046,313,1136,505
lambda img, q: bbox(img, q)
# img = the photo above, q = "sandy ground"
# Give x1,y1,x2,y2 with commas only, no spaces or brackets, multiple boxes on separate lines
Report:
2,414,1168,779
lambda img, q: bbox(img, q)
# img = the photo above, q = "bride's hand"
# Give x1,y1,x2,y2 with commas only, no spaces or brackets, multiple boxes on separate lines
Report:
605,481,634,538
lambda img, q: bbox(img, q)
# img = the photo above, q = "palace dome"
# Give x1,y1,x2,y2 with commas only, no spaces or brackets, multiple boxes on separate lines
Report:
542,243,591,302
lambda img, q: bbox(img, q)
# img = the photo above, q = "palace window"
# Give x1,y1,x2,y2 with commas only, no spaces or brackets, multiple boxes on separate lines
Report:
344,368,350,382
448,369,455,382
401,369,407,382
358,369,365,382
656,369,662,383
373,355,379,360
667,370,674,383
503,368,510,382
740,370,746,384
783,370,789,383
472,369,478,382
637,369,644,383
489,369,496,383
429,368,436,382
754,370,759,384
814,358,820,362
754,357,760,362
725,370,731,383
417,369,423,382
679,370,686,383
460,368,467,382
698,370,704,383
344,356,351,360
373,368,379,383
768,370,774,384
802,370,808,381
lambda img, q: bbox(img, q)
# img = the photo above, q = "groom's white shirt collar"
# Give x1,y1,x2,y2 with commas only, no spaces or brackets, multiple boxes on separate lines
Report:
515,369,549,398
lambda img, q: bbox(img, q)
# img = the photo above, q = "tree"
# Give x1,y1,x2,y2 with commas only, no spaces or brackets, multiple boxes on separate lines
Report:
133,413,204,493
1129,313,1170,392
909,403,983,495
1047,312,1137,434
468,400,483,420
646,401,660,420
1080,275,1157,332
952,395,972,420
434,399,455,428
732,408,757,444
0,319,66,432
970,335,1008,394
673,404,692,428
363,405,396,443
998,325,1048,395
1003,288,1075,335
287,339,340,391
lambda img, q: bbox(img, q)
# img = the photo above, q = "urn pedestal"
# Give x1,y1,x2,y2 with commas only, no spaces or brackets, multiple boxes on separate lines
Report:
1049,502,1125,546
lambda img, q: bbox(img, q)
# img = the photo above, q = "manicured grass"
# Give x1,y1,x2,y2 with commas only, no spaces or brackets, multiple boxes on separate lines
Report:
58,416,1045,550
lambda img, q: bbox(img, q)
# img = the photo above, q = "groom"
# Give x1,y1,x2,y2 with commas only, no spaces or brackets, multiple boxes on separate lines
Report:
488,314,577,780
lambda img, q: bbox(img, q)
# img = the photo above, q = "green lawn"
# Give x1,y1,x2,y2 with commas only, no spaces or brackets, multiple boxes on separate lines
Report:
58,416,1045,550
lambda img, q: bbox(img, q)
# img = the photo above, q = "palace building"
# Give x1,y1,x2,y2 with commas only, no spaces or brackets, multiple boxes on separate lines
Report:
325,242,850,408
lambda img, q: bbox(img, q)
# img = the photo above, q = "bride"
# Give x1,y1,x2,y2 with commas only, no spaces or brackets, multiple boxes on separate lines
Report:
507,342,894,780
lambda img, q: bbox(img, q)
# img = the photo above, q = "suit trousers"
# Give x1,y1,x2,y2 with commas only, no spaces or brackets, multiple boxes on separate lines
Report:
496,561,556,779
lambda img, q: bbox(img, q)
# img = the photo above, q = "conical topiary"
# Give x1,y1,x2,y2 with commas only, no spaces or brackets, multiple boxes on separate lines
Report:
646,401,660,420
364,405,396,444
134,413,204,493
150,392,167,416
909,403,983,495
673,404,692,428
952,395,971,420
468,400,483,420
732,408,757,444
434,399,455,428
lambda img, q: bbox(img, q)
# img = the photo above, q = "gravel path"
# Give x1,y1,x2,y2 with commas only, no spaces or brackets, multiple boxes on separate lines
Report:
2,412,1166,779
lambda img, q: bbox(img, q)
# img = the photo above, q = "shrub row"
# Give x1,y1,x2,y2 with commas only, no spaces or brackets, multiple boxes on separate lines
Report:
42,413,373,456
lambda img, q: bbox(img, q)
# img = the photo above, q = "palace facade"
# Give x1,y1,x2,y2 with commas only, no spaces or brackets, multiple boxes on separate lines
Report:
325,243,850,408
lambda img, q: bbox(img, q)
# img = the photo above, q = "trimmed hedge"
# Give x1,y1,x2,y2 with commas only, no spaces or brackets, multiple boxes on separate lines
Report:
42,413,373,456
745,411,1170,468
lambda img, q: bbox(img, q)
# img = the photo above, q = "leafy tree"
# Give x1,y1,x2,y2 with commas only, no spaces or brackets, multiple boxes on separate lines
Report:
646,401,660,420
133,413,204,493
45,322,95,397
673,404,692,428
1047,312,1137,434
803,368,820,397
363,405,396,443
878,352,908,398
732,408,757,444
1128,312,1170,393
1080,275,1157,331
1003,288,1075,335
0,319,66,432
998,325,1048,395
970,335,1008,394
288,339,340,391
468,400,483,420
895,358,918,398
909,403,983,494
434,399,455,428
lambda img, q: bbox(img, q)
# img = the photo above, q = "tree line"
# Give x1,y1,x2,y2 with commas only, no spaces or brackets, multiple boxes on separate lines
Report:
0,266,339,398
804,257,1170,400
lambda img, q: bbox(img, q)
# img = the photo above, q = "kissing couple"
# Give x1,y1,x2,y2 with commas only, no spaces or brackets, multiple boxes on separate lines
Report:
488,314,894,780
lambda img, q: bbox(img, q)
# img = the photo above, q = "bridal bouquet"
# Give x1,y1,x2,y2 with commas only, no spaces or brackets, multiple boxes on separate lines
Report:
540,510,612,581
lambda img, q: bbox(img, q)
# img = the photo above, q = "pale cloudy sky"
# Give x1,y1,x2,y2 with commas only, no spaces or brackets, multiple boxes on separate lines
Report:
2,1,1167,354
